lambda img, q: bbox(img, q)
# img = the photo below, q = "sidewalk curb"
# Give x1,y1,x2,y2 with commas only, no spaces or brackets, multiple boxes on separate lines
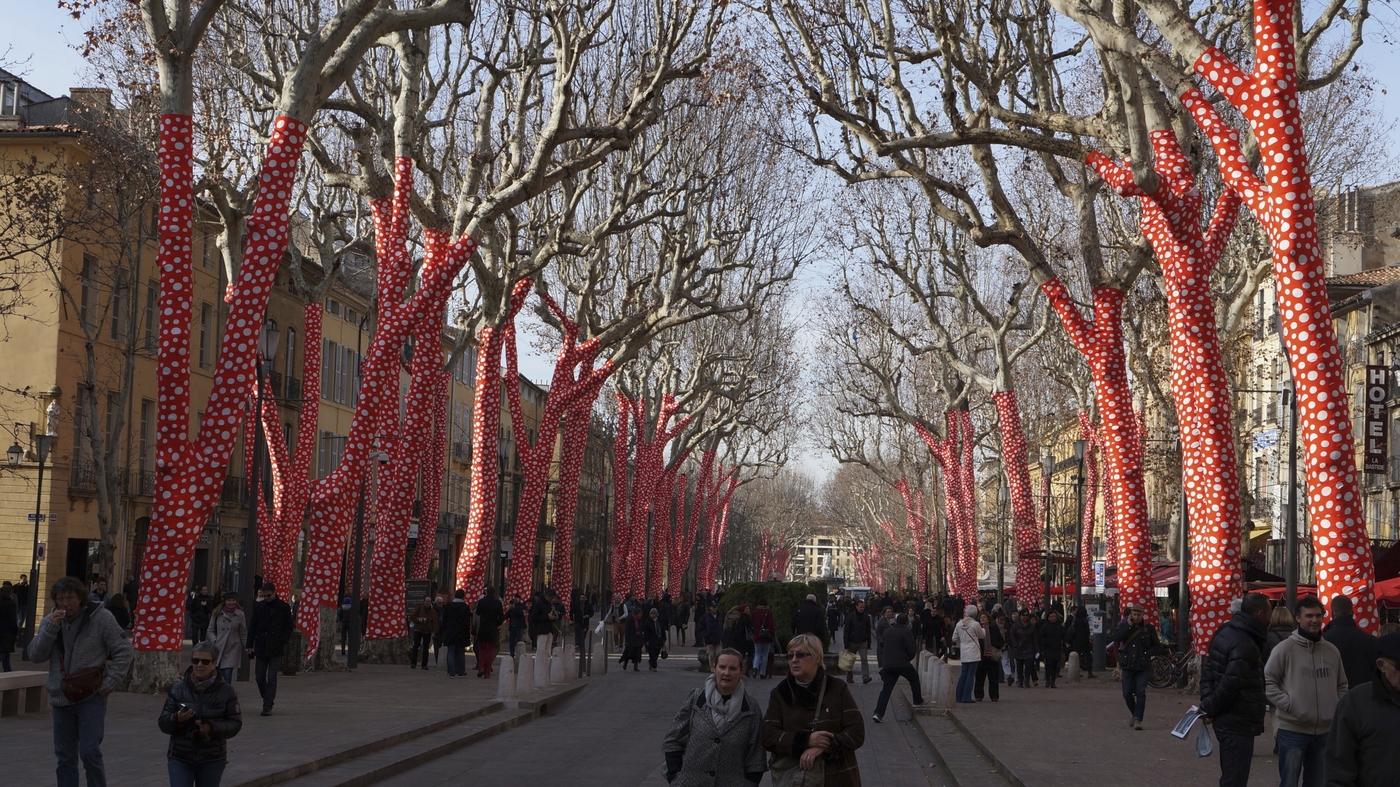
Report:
235,679,588,787
943,708,1029,787
894,693,967,787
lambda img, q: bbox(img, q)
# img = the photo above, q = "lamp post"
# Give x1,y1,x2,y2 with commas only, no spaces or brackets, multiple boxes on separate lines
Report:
1073,439,1087,609
12,387,61,641
1283,381,1299,611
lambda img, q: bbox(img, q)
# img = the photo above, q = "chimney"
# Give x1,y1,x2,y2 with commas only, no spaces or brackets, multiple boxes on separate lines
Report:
68,87,112,110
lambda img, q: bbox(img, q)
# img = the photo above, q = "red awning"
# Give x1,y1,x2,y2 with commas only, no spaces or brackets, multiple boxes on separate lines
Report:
1251,584,1318,601
1375,576,1400,606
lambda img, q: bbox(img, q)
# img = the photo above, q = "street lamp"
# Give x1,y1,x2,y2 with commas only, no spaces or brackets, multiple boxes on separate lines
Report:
22,387,61,641
1073,439,1087,609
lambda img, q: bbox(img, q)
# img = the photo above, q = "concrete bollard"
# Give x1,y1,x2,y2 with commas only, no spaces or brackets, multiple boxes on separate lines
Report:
496,654,516,700
549,647,566,684
592,626,609,676
562,641,576,679
534,639,551,687
517,652,536,693
1065,652,1081,683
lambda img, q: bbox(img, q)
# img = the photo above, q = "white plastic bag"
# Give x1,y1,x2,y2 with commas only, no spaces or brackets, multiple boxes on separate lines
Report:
1195,724,1214,758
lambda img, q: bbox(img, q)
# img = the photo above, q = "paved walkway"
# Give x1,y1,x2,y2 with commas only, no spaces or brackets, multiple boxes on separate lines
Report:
384,644,951,786
945,672,1280,787
3,660,503,785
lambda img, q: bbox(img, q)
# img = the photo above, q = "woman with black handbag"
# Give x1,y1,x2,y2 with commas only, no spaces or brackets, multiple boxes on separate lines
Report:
762,633,865,786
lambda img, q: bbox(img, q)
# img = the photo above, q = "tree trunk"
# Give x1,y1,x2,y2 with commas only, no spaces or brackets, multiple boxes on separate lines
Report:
1076,412,1101,588
610,395,633,594
993,390,1042,604
410,369,449,581
548,401,592,596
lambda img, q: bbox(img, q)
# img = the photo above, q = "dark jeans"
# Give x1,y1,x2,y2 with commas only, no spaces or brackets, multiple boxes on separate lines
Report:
974,658,1000,700
168,758,226,787
410,632,432,668
1276,729,1326,787
874,664,923,717
508,627,525,657
955,661,977,703
217,667,234,685
1120,668,1148,721
53,695,107,787
1216,732,1255,787
254,655,278,711
445,645,466,676
1015,657,1033,687
1043,658,1061,688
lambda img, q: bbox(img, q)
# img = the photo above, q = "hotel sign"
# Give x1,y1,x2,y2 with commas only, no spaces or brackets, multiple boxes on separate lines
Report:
1364,365,1389,474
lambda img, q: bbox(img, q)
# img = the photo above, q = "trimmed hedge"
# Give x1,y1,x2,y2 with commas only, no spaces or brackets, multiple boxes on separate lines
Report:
719,580,820,649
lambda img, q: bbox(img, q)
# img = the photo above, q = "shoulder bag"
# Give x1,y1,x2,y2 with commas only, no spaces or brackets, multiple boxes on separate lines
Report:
55,608,106,703
770,676,829,787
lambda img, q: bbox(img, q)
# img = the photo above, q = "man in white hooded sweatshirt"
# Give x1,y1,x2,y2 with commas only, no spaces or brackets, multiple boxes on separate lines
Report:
952,604,984,704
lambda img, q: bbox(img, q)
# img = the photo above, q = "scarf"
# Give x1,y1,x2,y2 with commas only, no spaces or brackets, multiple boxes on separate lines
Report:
704,675,744,731
193,672,218,691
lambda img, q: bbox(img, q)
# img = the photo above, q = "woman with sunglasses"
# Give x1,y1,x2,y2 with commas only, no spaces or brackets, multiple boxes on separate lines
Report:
762,633,865,786
158,642,243,786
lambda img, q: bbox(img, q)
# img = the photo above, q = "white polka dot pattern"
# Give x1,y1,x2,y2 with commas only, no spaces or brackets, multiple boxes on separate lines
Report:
895,478,930,593
994,391,1043,604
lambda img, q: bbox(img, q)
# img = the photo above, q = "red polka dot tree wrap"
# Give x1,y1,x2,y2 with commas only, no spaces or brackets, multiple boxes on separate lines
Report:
993,390,1043,604
1041,278,1157,623
667,472,694,596
896,478,930,593
915,409,978,600
1089,129,1246,650
1177,0,1376,631
410,369,450,581
610,395,633,592
1075,411,1101,589
133,114,306,652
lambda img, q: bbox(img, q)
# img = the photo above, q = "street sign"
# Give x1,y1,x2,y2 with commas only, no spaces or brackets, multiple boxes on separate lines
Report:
37,541,46,560
1363,365,1389,474
1093,561,1106,592
27,513,47,522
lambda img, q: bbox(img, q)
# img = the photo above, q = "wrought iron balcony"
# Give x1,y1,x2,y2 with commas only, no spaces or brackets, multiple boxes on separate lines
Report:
221,475,244,504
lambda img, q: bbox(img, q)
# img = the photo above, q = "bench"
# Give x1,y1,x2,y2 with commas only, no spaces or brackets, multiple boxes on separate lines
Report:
0,671,48,718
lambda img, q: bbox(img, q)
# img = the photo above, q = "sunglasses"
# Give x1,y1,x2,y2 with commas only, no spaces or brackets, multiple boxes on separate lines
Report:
190,658,214,665
787,651,812,660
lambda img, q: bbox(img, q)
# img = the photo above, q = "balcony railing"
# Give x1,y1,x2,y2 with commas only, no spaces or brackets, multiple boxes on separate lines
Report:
70,460,96,493
221,475,244,504
285,377,302,406
136,469,155,497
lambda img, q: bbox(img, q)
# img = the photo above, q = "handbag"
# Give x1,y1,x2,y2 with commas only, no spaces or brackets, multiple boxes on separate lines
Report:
55,608,106,703
838,649,856,672
770,676,829,787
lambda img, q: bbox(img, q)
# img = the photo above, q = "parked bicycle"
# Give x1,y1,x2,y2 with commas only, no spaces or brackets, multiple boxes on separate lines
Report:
1148,650,1193,689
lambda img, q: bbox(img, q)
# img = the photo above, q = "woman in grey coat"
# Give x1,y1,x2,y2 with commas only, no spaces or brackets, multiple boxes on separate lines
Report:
663,647,766,786
206,593,247,684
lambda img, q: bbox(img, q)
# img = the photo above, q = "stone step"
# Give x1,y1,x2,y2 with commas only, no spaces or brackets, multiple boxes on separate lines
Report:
899,686,1016,787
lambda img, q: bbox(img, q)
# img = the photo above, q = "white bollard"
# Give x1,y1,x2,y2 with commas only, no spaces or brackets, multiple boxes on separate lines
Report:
592,625,609,675
496,654,516,700
1065,652,1081,683
549,647,566,684
562,641,577,679
517,652,536,693
534,638,551,687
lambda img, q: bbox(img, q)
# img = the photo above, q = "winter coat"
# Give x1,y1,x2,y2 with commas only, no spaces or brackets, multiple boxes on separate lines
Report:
700,613,724,646
410,600,440,635
1324,618,1378,694
528,597,556,642
761,668,865,787
879,623,917,671
843,611,872,649
1037,621,1067,663
645,617,664,650
206,608,247,670
723,612,750,651
507,602,527,633
664,687,766,786
751,607,776,645
1199,613,1268,736
158,669,243,764
475,596,505,643
982,621,1005,661
247,597,294,658
1325,676,1400,787
1009,620,1038,660
1264,631,1348,735
25,602,133,706
106,604,131,631
440,600,472,647
1113,621,1161,672
952,617,984,663
793,600,829,646
1263,624,1294,666
873,616,892,662
0,594,17,654
1068,612,1092,651
187,592,213,633
676,602,691,627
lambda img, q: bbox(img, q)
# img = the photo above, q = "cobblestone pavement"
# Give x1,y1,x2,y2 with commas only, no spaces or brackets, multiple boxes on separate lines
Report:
384,642,952,787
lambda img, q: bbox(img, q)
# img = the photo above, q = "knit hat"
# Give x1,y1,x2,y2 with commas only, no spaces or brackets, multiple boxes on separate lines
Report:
1377,633,1400,663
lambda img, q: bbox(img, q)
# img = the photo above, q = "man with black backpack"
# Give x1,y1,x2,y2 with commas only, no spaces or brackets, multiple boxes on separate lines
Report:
1113,603,1162,730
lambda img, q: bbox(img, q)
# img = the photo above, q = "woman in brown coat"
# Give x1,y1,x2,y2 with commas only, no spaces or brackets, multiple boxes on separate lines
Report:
762,633,865,786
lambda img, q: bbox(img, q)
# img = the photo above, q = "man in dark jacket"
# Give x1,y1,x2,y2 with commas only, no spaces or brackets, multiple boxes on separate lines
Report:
246,583,293,716
187,585,213,645
1113,604,1160,729
1325,632,1400,786
1037,609,1068,688
700,605,723,672
793,594,829,649
842,599,874,685
440,590,472,678
159,641,242,784
1009,610,1038,688
1200,593,1270,787
474,587,505,678
872,613,923,722
1068,604,1094,678
1323,594,1377,692
408,593,439,671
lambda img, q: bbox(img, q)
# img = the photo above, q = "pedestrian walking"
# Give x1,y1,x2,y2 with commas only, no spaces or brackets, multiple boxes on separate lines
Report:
873,606,895,666
1323,594,1377,700
506,595,527,658
440,589,472,678
674,596,691,647
621,608,646,672
793,594,829,649
1067,604,1093,678
1200,593,1270,787
872,613,925,722
842,598,873,685
0,582,18,672
15,573,30,630
700,604,723,672
408,592,439,670
104,594,132,632
1113,603,1160,730
245,583,292,716
474,587,504,678
430,594,445,666
1324,632,1400,786
751,601,777,679
974,612,1002,702
1038,609,1067,688
26,576,133,787
693,594,707,649
158,641,242,787
952,605,984,704
1010,609,1036,688
664,647,766,786
762,633,865,786
646,608,665,671
205,593,246,685
528,591,555,653
1264,595,1347,787
187,586,213,645
571,589,593,655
